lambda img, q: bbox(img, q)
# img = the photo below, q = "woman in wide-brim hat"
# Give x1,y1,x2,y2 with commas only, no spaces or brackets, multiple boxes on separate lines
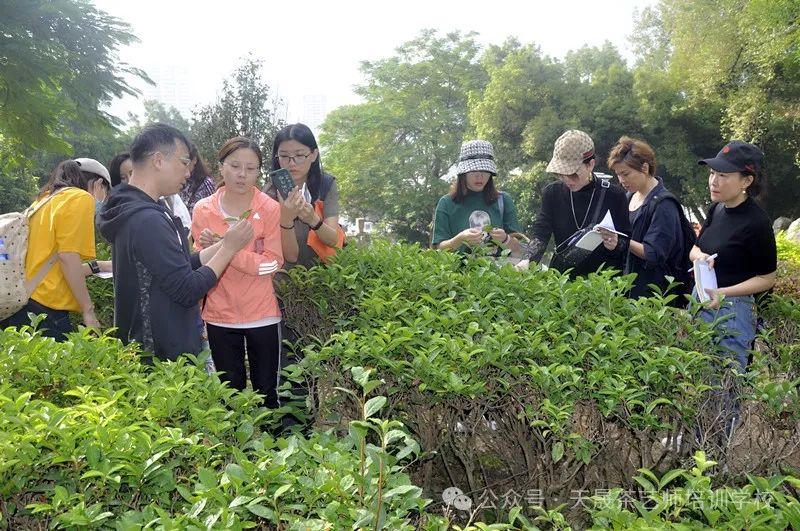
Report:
431,140,523,256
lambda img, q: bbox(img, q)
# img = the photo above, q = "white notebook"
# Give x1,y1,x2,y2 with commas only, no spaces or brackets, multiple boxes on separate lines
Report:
693,259,718,302
572,210,628,251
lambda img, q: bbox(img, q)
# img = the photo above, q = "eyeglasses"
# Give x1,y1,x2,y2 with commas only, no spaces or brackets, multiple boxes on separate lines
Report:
147,151,192,168
223,161,261,175
277,153,312,165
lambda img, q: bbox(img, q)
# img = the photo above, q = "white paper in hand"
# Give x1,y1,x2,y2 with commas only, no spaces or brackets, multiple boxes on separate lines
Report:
94,271,113,279
593,210,627,237
574,231,603,251
693,259,718,302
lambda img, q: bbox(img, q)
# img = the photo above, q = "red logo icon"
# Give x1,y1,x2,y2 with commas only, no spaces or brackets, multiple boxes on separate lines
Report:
722,146,731,154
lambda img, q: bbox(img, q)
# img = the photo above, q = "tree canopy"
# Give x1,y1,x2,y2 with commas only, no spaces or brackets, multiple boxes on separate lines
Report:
190,55,285,169
320,31,487,243
320,4,800,239
0,0,148,169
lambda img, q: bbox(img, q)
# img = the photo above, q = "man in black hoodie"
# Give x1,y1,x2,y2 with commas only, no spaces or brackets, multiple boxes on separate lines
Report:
98,123,253,362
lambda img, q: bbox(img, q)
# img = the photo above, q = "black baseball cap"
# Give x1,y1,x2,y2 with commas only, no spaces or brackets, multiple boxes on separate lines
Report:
699,140,763,174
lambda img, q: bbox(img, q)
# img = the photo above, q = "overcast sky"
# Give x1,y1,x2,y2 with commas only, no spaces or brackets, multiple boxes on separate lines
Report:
94,0,657,128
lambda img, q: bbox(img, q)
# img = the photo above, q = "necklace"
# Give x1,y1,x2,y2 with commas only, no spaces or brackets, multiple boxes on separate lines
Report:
570,184,596,230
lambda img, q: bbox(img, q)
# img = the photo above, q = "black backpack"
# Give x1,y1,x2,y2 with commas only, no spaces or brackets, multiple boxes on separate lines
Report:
638,191,697,298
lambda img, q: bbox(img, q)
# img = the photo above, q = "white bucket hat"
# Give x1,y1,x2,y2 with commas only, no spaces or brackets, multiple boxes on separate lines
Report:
455,140,497,176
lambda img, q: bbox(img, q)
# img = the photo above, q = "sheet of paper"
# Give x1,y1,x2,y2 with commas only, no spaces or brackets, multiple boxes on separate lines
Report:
593,210,627,237
94,271,113,279
595,210,616,231
693,260,718,302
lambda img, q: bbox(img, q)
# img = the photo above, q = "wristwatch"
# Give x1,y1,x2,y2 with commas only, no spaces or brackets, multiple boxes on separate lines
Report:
88,260,100,274
310,218,324,231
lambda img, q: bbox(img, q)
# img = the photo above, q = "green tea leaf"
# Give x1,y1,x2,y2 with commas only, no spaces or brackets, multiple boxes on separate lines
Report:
364,396,387,418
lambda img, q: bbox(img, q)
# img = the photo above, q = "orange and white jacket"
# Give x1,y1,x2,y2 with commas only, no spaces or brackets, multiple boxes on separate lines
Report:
191,187,283,325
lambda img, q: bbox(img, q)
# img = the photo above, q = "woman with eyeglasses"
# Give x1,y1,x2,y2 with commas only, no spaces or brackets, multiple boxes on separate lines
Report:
192,136,285,409
522,130,630,277
263,123,342,268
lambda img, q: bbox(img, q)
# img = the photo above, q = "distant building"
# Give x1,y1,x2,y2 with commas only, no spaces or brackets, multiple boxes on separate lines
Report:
143,64,195,117
300,94,328,130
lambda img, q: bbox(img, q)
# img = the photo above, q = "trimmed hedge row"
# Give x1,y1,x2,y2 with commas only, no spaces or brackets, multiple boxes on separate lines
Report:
280,240,800,527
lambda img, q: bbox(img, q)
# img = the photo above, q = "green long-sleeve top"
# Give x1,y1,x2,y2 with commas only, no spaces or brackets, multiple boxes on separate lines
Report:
431,190,521,249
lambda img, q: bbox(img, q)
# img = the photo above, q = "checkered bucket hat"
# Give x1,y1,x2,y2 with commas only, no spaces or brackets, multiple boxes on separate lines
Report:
456,140,497,176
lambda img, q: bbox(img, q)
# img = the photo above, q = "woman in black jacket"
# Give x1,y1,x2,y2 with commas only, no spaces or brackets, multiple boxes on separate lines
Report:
604,136,689,304
524,130,630,277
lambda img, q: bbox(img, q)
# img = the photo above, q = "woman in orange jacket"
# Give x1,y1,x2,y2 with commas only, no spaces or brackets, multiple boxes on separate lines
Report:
192,137,284,408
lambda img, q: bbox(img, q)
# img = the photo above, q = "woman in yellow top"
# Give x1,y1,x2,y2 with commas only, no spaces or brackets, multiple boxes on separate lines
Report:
1,160,104,339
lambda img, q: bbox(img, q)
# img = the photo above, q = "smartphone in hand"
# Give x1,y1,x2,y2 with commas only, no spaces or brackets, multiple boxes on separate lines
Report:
269,168,295,199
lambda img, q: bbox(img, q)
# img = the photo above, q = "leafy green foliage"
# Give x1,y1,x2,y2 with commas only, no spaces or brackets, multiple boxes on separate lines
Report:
190,55,285,171
773,232,800,300
321,30,488,243
0,328,448,529
634,0,800,219
125,100,191,139
0,170,38,215
0,0,148,169
4,242,800,528
589,451,800,529
277,241,800,525
279,242,746,517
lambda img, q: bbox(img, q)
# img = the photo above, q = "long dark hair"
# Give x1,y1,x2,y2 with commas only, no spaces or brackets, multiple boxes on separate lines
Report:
39,160,93,198
449,173,499,205
108,152,131,187
185,141,212,196
270,123,325,201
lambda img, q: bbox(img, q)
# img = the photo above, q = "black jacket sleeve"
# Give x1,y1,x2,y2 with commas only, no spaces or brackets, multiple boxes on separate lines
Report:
605,186,631,257
133,211,218,308
527,184,557,261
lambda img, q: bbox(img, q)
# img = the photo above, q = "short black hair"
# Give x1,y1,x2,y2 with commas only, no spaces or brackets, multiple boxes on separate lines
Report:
129,123,190,165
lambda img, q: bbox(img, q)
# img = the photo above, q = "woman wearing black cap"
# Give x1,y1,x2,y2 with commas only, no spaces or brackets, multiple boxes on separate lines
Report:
691,140,777,373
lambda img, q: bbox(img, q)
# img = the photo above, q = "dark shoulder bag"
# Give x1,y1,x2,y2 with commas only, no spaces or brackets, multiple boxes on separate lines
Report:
550,178,610,271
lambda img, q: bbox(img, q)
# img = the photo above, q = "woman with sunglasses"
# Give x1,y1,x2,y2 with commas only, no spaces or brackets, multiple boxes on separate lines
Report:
523,130,630,277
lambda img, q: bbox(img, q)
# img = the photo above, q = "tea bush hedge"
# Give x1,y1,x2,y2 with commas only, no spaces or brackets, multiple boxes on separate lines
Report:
4,240,800,529
280,240,800,526
775,232,800,300
0,327,457,529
